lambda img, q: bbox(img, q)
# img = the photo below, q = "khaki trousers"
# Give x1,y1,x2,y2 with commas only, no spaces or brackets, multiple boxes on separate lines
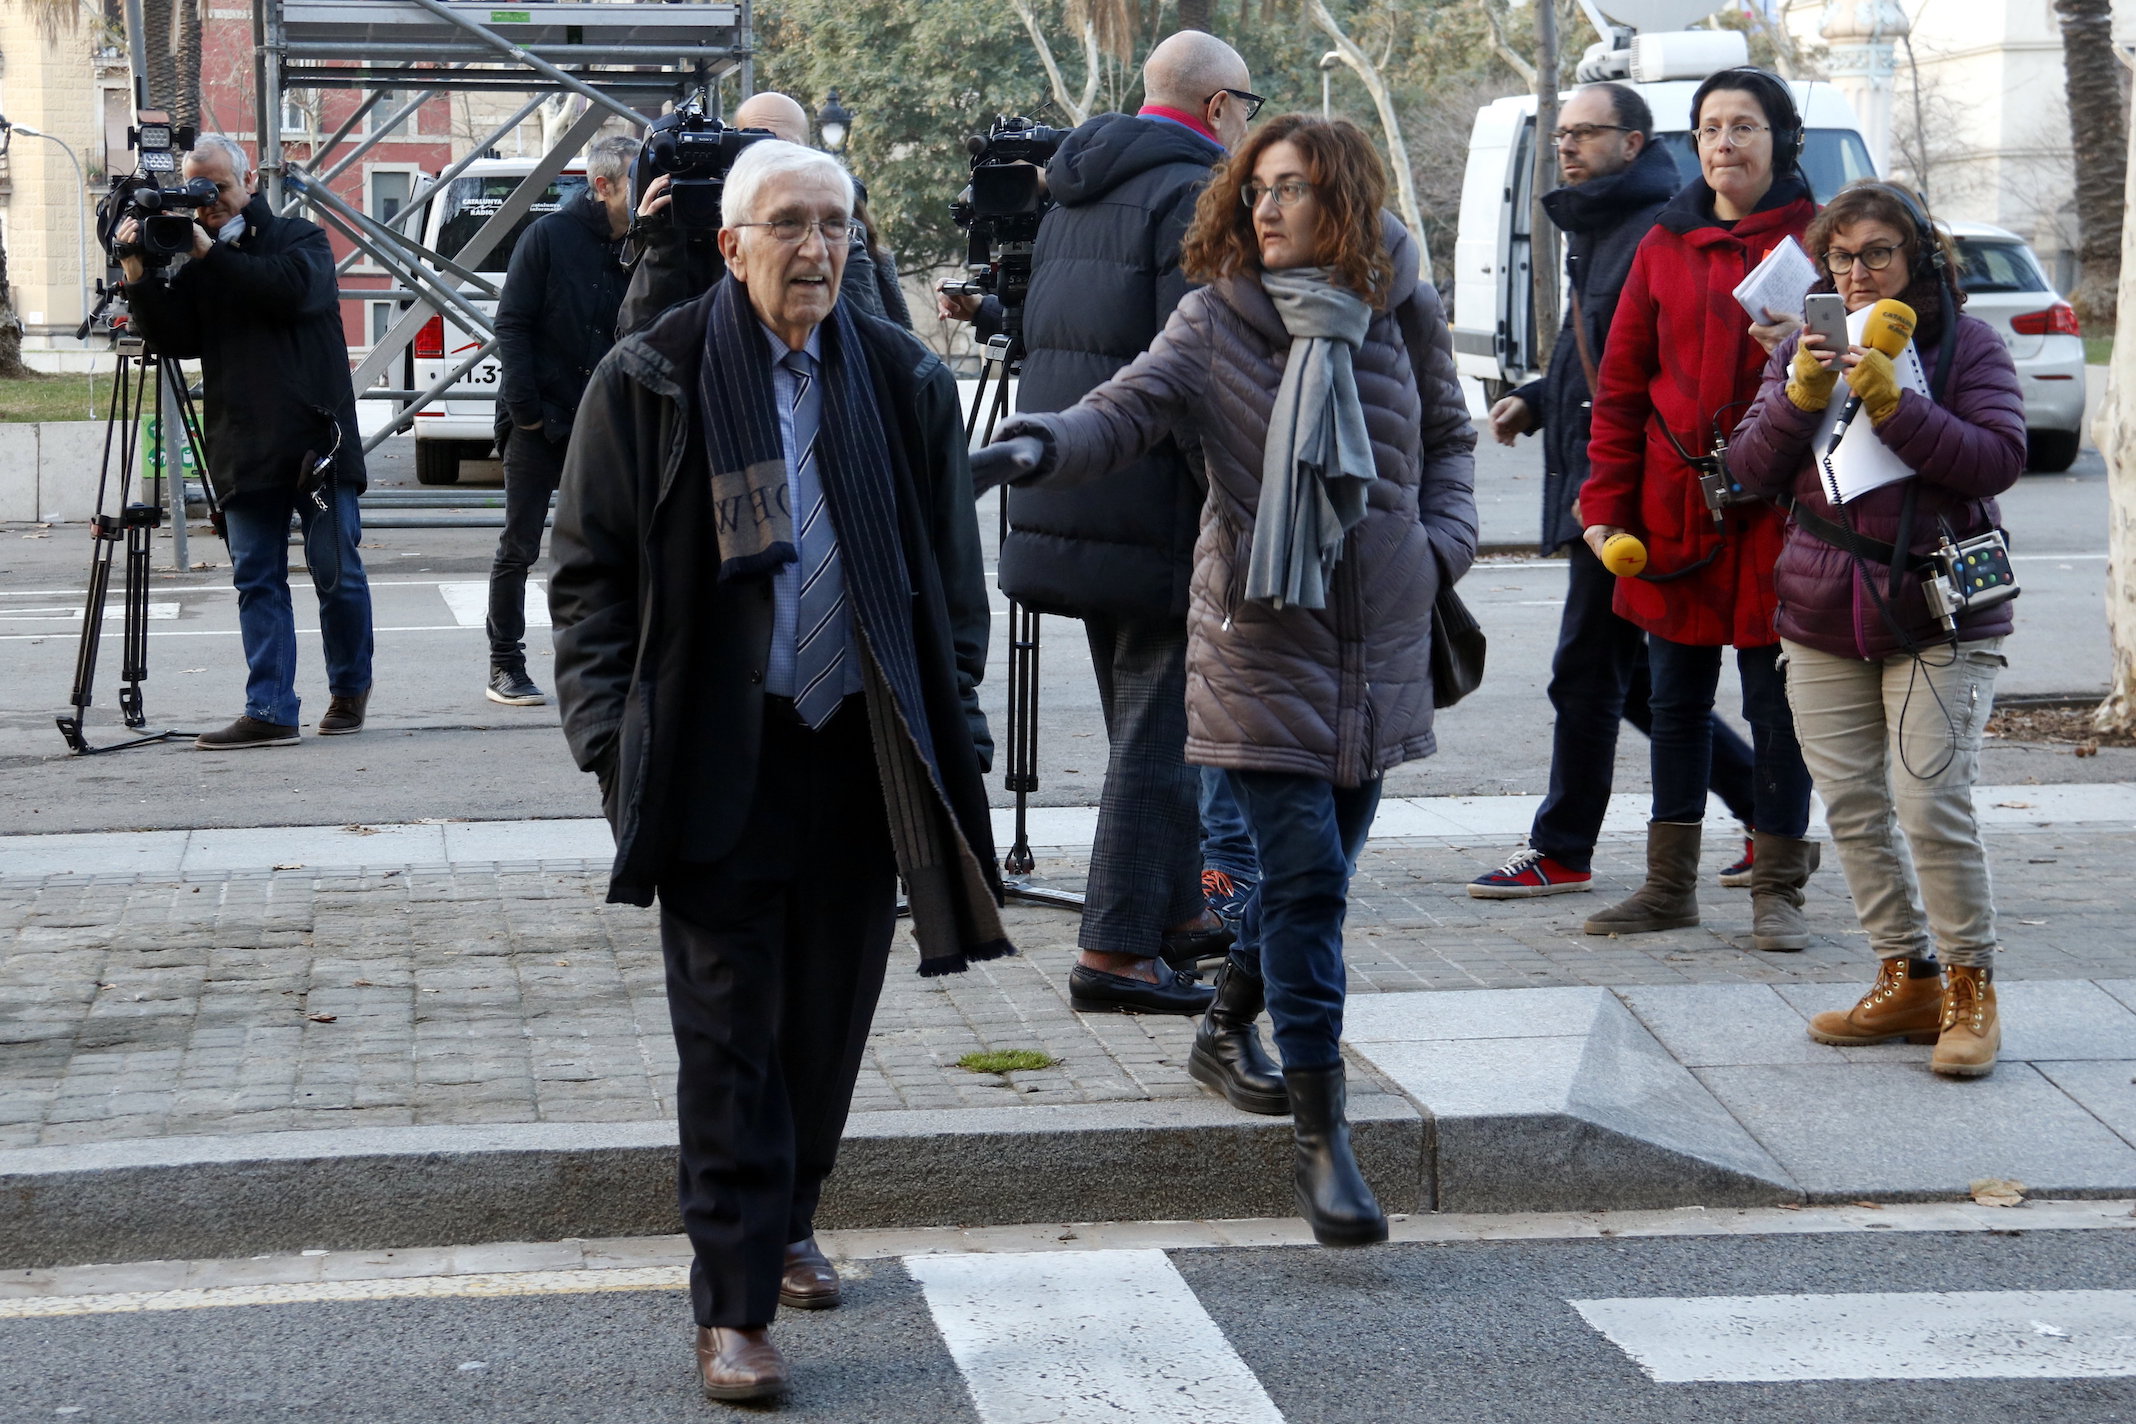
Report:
1781,637,2005,968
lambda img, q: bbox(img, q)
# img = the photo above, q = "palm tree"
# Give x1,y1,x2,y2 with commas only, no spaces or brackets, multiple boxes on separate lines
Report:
2055,0,2127,326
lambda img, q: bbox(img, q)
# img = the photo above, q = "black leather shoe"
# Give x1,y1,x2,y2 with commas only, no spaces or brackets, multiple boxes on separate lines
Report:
1285,1064,1387,1248
1160,909,1236,969
195,716,300,750
1189,961,1289,1115
1068,963,1215,1015
486,665,546,706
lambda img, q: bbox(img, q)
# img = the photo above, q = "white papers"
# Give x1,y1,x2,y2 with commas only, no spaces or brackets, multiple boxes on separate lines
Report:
1814,303,1930,504
1733,236,1817,322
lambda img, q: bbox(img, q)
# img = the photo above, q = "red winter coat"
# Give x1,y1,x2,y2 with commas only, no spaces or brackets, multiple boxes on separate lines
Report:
1580,178,1817,648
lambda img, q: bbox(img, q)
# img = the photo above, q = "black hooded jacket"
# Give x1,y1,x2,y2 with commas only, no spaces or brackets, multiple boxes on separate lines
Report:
1510,139,1679,551
495,188,628,444
998,112,1223,621
123,191,366,498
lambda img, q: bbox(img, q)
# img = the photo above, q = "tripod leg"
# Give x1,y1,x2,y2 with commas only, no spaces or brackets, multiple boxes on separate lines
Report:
118,515,153,728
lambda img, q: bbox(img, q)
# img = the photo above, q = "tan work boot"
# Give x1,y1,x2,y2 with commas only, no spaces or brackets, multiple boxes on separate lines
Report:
1931,964,2000,1078
1806,957,1944,1045
1583,821,1702,935
1750,832,1818,952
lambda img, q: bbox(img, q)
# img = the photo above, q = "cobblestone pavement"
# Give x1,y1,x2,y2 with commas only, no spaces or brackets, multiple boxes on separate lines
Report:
2,826,2129,1150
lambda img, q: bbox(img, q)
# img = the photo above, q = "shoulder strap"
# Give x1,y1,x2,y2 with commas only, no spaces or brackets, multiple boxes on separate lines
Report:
1568,271,1602,397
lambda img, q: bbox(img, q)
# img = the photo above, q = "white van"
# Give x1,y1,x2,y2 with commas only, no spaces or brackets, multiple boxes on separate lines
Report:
1453,78,1876,399
407,157,589,484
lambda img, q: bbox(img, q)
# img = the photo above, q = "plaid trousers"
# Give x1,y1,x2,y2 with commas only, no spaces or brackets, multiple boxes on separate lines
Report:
1078,613,1205,954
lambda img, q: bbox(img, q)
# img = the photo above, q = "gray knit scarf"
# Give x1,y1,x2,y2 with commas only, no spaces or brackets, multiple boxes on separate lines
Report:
1249,267,1376,610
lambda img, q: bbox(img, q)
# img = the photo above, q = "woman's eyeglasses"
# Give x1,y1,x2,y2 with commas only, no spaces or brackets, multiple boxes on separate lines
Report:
1695,122,1770,148
1241,179,1314,210
1821,244,1905,274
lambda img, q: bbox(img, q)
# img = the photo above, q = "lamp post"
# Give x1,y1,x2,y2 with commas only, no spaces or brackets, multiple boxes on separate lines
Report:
817,90,852,155
0,116,91,333
1318,52,1342,119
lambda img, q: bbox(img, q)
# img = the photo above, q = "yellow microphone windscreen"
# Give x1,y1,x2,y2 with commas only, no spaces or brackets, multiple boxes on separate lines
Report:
1862,299,1917,358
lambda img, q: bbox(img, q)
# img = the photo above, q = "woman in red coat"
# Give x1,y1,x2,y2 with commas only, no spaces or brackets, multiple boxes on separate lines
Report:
1579,67,1819,951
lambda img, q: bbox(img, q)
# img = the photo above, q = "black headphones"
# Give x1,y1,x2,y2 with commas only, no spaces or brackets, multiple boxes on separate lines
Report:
1854,178,1948,277
1697,67,1805,166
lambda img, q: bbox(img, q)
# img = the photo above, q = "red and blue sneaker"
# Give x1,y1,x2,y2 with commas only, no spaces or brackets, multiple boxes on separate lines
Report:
1467,847,1593,899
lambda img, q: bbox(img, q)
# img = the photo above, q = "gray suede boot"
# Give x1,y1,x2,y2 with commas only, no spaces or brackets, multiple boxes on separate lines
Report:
1583,821,1702,935
1750,831,1817,952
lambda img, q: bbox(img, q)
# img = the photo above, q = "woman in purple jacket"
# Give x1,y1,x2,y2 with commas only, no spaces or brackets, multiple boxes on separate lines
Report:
1731,179,2025,1078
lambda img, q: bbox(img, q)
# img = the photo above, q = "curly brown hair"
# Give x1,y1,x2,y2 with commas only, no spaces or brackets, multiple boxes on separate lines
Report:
1804,178,1966,314
1180,114,1393,306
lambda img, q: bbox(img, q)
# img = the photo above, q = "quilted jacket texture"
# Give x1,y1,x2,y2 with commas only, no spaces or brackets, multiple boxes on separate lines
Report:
1002,214,1478,786
1729,310,2025,658
1579,177,1816,648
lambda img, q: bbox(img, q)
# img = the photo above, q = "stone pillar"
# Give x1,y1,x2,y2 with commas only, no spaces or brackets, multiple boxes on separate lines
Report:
1821,0,1911,176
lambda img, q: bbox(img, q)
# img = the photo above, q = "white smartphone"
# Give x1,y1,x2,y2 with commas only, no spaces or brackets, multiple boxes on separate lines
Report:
1802,293,1849,361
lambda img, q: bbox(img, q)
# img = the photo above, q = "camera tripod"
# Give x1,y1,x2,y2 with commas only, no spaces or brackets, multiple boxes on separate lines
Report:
967,330,1082,912
55,327,218,755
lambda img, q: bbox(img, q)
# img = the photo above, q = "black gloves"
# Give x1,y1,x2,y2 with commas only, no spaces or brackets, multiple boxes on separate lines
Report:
968,434,1047,495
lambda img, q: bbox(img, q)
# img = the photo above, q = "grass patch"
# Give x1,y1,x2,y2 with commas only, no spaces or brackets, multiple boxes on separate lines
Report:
956,1049,1059,1075
0,373,108,423
2086,335,2114,367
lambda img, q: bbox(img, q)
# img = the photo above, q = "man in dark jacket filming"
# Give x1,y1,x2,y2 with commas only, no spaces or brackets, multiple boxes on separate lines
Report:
119,133,374,749
484,134,634,707
1467,83,1758,899
940,29,1255,1013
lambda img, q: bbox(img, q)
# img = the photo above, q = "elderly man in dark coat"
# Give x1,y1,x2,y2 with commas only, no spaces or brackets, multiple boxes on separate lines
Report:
548,140,1007,1402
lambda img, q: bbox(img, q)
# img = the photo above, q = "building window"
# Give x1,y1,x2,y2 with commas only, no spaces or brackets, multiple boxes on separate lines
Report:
369,170,414,226
371,302,398,347
281,91,316,137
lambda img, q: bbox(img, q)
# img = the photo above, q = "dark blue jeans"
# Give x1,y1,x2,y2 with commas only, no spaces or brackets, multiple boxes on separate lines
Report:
221,480,373,727
1530,541,1757,870
1199,765,1259,882
1224,770,1381,1073
1647,636,1812,838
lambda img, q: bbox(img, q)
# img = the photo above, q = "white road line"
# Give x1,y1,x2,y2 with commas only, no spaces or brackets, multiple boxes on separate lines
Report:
908,1248,1285,1424
438,579,547,629
0,1267,687,1320
0,625,475,642
0,603,177,622
1574,1290,2136,1382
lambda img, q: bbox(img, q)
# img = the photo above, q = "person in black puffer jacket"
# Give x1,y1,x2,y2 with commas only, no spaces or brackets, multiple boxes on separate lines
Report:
485,134,634,708
943,29,1257,1014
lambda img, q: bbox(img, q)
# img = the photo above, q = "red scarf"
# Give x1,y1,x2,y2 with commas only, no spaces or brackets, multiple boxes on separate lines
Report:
1137,104,1219,146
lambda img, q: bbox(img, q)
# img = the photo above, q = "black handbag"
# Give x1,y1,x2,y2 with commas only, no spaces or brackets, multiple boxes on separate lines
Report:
1430,580,1486,709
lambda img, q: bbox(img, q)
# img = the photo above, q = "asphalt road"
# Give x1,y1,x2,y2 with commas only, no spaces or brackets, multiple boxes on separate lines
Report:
0,428,2119,835
3,1229,2130,1423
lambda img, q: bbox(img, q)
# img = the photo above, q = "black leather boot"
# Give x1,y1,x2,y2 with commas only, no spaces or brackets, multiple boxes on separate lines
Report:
1283,1064,1387,1247
1188,960,1289,1115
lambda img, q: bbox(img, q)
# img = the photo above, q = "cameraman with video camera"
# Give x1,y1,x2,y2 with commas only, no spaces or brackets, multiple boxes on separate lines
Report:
117,133,374,749
942,31,1256,1015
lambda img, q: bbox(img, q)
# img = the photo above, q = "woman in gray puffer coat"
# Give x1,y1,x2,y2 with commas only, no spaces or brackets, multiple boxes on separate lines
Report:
1730,179,2024,1080
974,115,1478,1246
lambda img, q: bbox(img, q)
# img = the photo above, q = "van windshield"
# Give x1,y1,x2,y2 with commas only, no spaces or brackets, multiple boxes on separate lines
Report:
432,174,588,273
1654,128,1877,205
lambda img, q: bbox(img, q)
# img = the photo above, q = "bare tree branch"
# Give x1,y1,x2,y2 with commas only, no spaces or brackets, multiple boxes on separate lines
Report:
1010,0,1088,125
1480,0,1537,88
1309,0,1427,251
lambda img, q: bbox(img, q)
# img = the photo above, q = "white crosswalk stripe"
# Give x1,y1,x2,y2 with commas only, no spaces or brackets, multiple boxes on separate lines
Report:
437,580,546,629
1574,1290,2136,1382
908,1248,1286,1424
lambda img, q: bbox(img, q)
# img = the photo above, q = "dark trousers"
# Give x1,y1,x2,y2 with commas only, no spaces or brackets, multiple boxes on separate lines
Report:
1079,613,1204,953
655,697,897,1328
486,428,566,669
1531,541,1758,870
1224,770,1382,1073
1648,636,1814,838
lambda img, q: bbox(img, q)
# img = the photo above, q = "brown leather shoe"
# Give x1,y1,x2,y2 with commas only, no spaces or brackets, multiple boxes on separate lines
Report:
780,1236,842,1310
1807,957,1944,1045
317,690,369,735
695,1325,788,1402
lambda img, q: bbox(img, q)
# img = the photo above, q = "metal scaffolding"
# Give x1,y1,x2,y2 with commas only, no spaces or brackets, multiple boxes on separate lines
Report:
250,0,752,460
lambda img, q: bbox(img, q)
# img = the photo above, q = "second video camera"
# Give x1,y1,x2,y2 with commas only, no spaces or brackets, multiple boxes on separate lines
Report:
97,113,213,271
637,94,774,231
948,115,1070,324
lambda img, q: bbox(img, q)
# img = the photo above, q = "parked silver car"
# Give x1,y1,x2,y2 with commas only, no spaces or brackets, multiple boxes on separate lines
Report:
1946,221,2087,473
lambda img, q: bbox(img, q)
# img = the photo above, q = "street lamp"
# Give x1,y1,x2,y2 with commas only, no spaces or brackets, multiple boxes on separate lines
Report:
817,91,852,155
1317,52,1344,120
0,115,90,334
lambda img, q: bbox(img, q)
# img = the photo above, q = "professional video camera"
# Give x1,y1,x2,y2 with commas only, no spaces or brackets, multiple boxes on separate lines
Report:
636,92,774,231
946,114,1070,327
94,112,212,271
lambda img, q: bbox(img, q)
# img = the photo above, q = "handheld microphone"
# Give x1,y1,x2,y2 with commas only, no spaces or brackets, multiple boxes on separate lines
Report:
1825,298,1916,447
1600,532,1648,578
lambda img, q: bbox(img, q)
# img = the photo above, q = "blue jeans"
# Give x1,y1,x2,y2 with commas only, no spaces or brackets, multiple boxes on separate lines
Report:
221,480,373,727
1224,770,1382,1073
1646,636,1811,838
1531,541,1757,870
1199,765,1259,882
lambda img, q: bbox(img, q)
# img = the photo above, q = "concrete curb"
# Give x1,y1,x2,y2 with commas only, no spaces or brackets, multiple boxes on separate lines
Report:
0,1096,1425,1270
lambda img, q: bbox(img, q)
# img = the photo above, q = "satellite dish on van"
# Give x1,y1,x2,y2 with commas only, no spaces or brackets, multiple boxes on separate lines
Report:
1590,0,1724,32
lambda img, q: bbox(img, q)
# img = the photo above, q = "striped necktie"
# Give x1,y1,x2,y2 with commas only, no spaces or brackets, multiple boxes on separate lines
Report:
784,348,850,730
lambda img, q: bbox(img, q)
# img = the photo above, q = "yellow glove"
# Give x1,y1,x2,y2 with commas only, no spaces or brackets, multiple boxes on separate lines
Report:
1784,341,1840,412
1846,348,1903,424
